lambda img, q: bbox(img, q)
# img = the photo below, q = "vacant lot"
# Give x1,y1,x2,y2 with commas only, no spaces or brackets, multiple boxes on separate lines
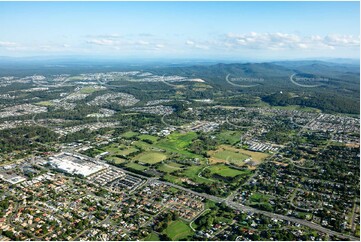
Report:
134,151,167,164
156,132,199,157
249,192,270,204
139,134,159,143
105,156,126,164
164,220,193,240
209,145,268,166
144,232,160,241
216,130,243,145
122,131,138,138
214,149,249,165
36,101,54,107
208,164,248,178
104,144,139,157
182,165,214,184
236,148,269,163
125,162,148,171
79,86,99,94
157,162,183,173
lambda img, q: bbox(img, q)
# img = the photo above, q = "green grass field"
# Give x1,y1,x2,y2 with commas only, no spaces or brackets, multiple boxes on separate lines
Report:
139,134,159,143
182,165,214,184
164,220,193,241
125,162,148,171
122,131,139,138
163,174,181,184
216,130,243,145
157,162,182,173
36,101,54,107
209,145,268,166
105,156,126,164
156,132,199,157
213,149,249,165
143,232,160,241
104,144,139,156
249,192,270,204
236,148,269,163
133,140,154,150
134,151,167,164
79,87,100,94
208,164,248,178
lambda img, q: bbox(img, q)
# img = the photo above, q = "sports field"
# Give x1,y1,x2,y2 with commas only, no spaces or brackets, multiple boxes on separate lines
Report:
236,148,269,163
209,145,268,166
133,151,167,164
213,150,249,164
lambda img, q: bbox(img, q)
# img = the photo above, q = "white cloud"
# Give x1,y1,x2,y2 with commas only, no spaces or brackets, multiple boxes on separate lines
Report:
323,34,359,46
224,32,359,51
85,36,168,53
86,34,122,39
86,39,118,46
0,41,17,47
136,40,149,45
155,44,164,48
185,40,209,50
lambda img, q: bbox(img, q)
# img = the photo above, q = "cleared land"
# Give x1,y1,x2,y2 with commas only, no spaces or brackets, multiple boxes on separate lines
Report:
134,151,167,164
156,132,199,157
182,165,214,184
144,232,160,241
125,162,148,171
164,220,193,240
139,134,159,143
209,145,269,167
105,156,126,164
236,148,269,163
104,144,139,157
122,131,138,138
36,101,54,107
157,162,183,173
216,130,243,145
208,164,249,178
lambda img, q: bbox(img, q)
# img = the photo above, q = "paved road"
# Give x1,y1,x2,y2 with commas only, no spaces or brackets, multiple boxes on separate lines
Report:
150,178,359,240
73,151,359,241
189,209,211,232
226,201,358,241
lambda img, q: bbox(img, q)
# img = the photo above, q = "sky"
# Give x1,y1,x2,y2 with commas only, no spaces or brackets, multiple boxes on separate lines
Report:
0,1,359,60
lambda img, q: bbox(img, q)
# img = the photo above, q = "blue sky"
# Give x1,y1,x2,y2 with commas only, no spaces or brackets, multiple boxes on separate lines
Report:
0,1,359,60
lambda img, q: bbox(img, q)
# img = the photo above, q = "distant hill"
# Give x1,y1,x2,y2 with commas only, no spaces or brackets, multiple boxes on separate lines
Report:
149,60,360,114
150,60,359,89
273,60,360,75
